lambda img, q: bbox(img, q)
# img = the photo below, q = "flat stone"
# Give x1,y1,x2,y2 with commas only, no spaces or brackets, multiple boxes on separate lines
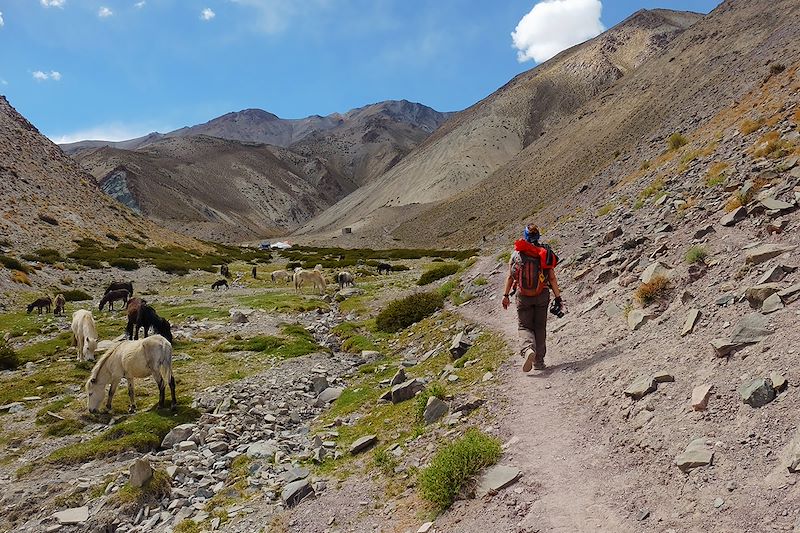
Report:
757,265,791,284
177,440,197,452
246,441,277,459
653,371,675,384
730,313,772,344
762,293,784,314
449,331,472,359
417,522,434,533
624,376,657,400
720,206,747,226
390,378,425,404
739,378,776,408
602,226,623,243
130,459,153,488
745,244,796,265
641,262,672,284
691,384,713,411
710,338,741,357
627,309,648,331
281,467,309,484
390,368,406,386
746,283,783,308
715,293,735,306
316,387,343,406
311,375,329,395
760,197,794,211
53,506,89,524
778,283,800,304
786,428,800,473
475,465,521,497
350,434,377,454
655,223,673,233
693,225,715,239
423,397,449,425
681,309,700,336
675,438,714,472
281,479,313,507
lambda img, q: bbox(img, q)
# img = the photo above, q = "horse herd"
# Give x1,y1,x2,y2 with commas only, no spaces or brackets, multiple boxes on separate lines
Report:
208,265,357,295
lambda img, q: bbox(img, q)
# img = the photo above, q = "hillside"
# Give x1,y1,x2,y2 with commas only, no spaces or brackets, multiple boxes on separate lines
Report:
295,8,702,241
0,96,198,254
74,135,352,242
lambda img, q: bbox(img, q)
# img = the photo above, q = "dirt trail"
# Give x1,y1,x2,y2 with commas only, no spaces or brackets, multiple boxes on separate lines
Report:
454,255,633,533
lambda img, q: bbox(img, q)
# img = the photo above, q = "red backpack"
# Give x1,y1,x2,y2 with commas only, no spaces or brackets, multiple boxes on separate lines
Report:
514,239,558,297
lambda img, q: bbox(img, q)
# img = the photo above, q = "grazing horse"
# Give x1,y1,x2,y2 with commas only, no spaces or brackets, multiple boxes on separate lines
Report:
53,294,66,316
71,309,98,362
220,264,230,278
271,269,292,283
128,302,172,342
377,263,392,275
337,271,355,290
99,289,129,311
26,297,52,314
212,279,229,290
86,335,176,413
105,281,133,296
294,269,327,295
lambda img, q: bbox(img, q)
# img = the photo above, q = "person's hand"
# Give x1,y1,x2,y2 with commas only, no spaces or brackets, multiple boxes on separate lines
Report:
502,295,510,310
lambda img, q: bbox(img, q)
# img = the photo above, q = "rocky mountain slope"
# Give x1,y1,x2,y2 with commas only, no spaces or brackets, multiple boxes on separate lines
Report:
295,8,702,241
0,96,197,254
68,101,450,241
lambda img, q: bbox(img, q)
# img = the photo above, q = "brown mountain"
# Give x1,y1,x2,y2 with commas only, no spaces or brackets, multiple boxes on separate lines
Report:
294,8,703,241
0,96,197,254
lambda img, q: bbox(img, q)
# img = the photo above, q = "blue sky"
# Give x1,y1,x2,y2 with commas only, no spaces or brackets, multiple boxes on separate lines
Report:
0,0,721,143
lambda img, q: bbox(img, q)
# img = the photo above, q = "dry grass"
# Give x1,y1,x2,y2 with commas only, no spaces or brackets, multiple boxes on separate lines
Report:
753,131,792,158
10,270,31,285
635,275,670,307
705,161,729,187
724,176,767,212
668,132,688,151
740,118,764,135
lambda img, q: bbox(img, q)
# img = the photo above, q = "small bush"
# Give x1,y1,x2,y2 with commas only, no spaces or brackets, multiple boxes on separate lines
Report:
685,246,708,264
0,338,20,370
373,447,399,476
473,277,487,286
11,270,31,285
415,382,447,422
740,118,764,136
418,428,502,511
21,248,63,265
640,177,665,199
705,162,729,187
597,203,615,216
635,275,670,307
753,131,791,159
640,160,650,171
418,263,460,286
668,132,688,151
375,292,444,333
0,255,29,273
769,63,786,76
109,258,139,271
62,289,92,302
390,264,410,271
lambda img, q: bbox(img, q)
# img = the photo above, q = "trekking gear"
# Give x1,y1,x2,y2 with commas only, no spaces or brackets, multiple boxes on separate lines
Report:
550,298,565,318
513,239,559,297
522,348,536,372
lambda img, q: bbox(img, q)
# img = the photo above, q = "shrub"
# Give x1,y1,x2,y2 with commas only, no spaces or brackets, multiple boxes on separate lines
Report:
685,246,708,265
640,161,650,171
375,292,444,333
635,275,670,307
62,289,92,302
109,258,139,271
417,428,502,511
740,118,764,136
11,270,31,285
640,177,665,199
418,264,460,286
38,213,59,226
0,255,29,272
0,338,19,370
373,447,399,476
415,382,447,422
597,203,615,217
769,63,786,76
753,131,791,159
668,132,688,151
705,162,729,187
390,264,410,272
21,248,63,265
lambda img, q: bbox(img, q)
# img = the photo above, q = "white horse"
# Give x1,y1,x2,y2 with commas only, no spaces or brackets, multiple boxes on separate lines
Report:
271,269,292,283
71,309,98,362
86,335,176,413
294,269,327,295
337,271,355,289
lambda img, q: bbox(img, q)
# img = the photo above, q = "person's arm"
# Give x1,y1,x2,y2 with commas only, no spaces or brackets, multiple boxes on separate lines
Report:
548,269,561,301
502,261,514,309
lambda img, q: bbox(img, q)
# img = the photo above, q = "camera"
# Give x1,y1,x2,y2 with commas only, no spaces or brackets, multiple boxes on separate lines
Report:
549,299,565,318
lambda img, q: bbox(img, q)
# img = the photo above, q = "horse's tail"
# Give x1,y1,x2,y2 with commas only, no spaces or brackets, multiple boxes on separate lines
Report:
158,339,174,386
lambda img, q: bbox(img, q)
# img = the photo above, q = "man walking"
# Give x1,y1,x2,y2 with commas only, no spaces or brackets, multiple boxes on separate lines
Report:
502,224,562,371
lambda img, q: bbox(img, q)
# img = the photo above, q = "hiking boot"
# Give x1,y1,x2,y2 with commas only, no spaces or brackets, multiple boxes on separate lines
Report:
522,349,536,372
533,360,547,370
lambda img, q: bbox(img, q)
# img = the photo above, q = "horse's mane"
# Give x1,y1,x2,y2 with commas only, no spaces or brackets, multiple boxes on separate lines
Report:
90,343,121,381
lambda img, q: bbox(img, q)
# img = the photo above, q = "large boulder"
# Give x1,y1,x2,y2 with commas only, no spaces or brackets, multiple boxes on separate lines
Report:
423,397,449,425
745,283,783,308
729,313,772,344
390,378,425,404
315,387,343,406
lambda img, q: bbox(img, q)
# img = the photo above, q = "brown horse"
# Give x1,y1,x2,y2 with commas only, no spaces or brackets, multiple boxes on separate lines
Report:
105,281,133,296
26,297,52,314
53,294,66,316
99,289,129,311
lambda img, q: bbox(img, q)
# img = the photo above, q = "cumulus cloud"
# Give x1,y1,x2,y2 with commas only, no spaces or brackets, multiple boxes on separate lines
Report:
98,6,113,18
512,0,605,63
200,8,215,21
32,70,62,81
135,1,146,8
229,0,328,34
40,0,66,7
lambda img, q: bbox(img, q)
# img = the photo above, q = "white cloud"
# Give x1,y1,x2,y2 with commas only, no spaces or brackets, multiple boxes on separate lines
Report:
512,0,605,63
32,70,62,81
49,123,162,144
1,79,8,86
200,8,216,21
135,1,146,8
40,0,66,7
0,11,4,28
98,6,113,18
228,0,329,34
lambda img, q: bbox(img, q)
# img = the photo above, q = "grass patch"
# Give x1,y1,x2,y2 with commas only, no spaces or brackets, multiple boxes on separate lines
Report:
417,428,502,512
109,258,139,271
62,289,92,302
639,176,665,199
685,246,708,265
472,277,488,286
705,162,729,187
373,447,399,476
44,419,84,437
740,118,764,136
218,324,323,359
635,275,670,307
418,264,460,286
596,203,615,217
113,469,172,509
11,270,31,285
752,131,792,159
667,132,688,151
0,255,30,273
20,248,63,265
375,292,444,333
236,293,328,313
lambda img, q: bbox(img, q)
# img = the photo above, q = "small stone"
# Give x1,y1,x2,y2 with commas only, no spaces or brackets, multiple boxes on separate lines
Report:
769,372,787,392
720,206,747,227
423,397,449,425
640,262,672,284
281,480,313,508
53,506,89,525
675,438,714,472
652,371,674,384
311,375,329,395
390,368,406,386
177,440,198,452
475,465,521,497
161,423,195,449
739,378,776,408
745,244,796,265
130,459,154,488
627,310,648,331
681,309,700,336
350,435,377,454
246,441,277,459
417,522,434,533
390,379,425,404
691,384,713,411
449,332,472,359
316,387,343,406
761,293,784,314
624,376,656,400
713,497,725,509
729,313,772,344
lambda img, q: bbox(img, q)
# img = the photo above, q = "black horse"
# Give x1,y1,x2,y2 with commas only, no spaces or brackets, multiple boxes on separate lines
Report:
220,264,230,278
131,303,173,342
377,263,392,275
105,281,133,296
99,289,129,311
211,279,229,290
26,297,52,314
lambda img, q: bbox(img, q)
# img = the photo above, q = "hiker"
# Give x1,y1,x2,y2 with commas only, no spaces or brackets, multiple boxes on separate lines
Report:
502,224,563,371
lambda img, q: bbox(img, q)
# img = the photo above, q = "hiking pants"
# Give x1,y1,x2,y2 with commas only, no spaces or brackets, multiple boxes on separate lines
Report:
516,291,549,363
